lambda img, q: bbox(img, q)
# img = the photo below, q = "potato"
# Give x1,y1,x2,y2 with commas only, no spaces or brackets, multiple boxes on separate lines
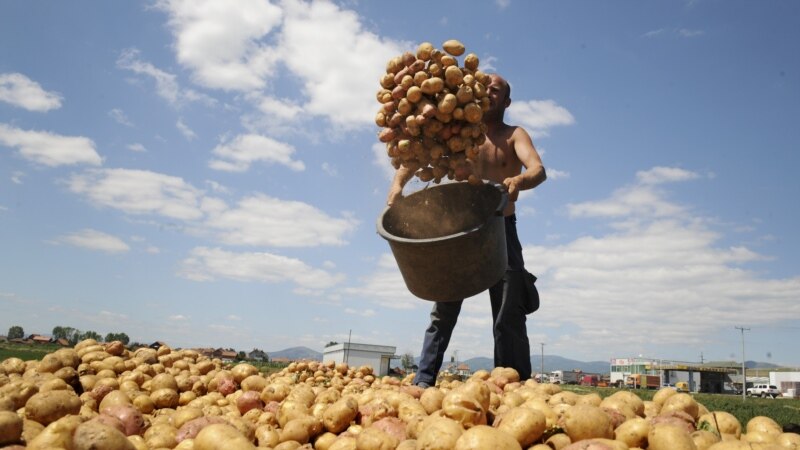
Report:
323,397,359,434
494,406,545,447
26,415,83,449
24,389,81,425
746,416,782,437
697,411,741,438
562,439,627,450
355,426,398,450
777,432,800,447
0,410,23,445
73,420,137,450
648,423,698,450
194,423,257,450
442,40,465,57
560,405,614,442
416,417,463,450
614,416,649,448
101,404,146,436
661,393,699,419
176,415,227,441
546,433,572,450
691,429,721,450
453,424,521,450
144,423,179,448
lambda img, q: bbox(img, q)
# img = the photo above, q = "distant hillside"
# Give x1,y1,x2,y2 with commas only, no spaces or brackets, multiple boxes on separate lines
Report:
268,346,322,361
461,355,609,374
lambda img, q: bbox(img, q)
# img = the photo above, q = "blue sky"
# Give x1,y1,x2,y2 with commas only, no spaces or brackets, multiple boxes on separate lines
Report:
1,0,799,368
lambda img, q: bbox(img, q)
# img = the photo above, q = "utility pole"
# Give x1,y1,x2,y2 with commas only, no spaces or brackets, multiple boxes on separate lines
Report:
699,352,704,364
735,326,749,401
540,343,545,381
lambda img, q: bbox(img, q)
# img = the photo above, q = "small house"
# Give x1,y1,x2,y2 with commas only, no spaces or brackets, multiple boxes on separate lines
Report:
323,342,398,377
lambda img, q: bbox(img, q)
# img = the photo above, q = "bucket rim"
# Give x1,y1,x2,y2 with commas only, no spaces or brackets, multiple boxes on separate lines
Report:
376,180,508,245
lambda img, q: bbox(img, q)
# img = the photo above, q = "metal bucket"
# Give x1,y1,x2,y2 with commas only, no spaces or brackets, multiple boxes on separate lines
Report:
377,181,508,302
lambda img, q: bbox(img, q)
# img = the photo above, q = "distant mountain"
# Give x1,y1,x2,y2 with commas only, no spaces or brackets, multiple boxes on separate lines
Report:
747,360,781,369
393,354,610,374
461,355,609,375
268,346,322,361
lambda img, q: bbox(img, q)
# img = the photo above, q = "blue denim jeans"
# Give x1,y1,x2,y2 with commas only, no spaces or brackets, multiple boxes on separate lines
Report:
415,215,532,385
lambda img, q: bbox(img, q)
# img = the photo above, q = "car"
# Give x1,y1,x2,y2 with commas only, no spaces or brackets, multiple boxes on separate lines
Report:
746,384,781,398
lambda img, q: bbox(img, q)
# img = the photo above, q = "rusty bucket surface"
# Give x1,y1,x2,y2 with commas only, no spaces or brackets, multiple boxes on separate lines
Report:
377,181,508,302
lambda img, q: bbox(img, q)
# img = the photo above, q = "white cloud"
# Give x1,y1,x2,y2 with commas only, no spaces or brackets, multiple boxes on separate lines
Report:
205,179,230,194
146,245,161,254
117,48,215,107
507,99,575,137
321,162,338,177
11,171,24,184
345,308,376,317
54,229,130,253
643,28,704,39
155,0,283,91
205,193,358,247
179,246,345,289
569,166,702,220
169,314,188,321
128,143,147,153
0,123,102,167
344,254,421,310
678,29,704,38
109,108,134,127
546,168,570,180
0,72,63,112
372,142,395,181
209,134,304,172
253,95,304,122
636,166,700,185
68,168,205,220
495,0,511,9
155,0,405,129
176,118,197,140
280,0,405,128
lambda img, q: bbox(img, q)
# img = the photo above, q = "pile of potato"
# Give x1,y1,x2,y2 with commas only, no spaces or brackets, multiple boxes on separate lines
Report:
376,39,491,185
1,339,798,449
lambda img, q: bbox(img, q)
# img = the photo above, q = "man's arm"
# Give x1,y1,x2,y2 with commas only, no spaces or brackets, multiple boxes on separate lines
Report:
503,126,546,201
387,165,414,206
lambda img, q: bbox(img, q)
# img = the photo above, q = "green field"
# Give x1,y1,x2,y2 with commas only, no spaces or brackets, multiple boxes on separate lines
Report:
0,341,61,361
562,385,800,428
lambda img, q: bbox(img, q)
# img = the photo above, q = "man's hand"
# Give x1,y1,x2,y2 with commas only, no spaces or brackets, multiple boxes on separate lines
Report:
503,176,522,201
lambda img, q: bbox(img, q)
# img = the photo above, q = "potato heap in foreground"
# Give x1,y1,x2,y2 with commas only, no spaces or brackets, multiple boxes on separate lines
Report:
376,39,490,185
1,340,799,449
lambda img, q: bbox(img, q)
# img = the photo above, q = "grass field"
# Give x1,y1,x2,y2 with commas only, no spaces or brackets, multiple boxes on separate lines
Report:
0,341,61,362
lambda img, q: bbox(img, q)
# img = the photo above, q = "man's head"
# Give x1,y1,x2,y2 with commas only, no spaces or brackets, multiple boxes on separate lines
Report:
485,74,511,120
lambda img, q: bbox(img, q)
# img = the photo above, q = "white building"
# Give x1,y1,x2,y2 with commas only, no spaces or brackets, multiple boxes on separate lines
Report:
769,372,800,398
323,342,398,377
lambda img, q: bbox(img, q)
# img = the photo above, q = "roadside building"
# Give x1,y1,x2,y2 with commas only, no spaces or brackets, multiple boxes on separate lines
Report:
323,342,398,377
610,357,738,393
248,349,268,361
769,372,800,398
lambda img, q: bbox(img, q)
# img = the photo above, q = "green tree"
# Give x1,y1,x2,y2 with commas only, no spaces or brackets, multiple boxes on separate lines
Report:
401,352,415,372
104,332,130,345
237,351,246,361
52,326,66,340
7,325,24,339
80,330,101,341
325,341,339,347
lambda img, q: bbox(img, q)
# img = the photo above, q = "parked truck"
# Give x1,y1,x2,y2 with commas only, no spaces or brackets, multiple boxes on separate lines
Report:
625,374,660,389
579,374,600,386
550,370,582,385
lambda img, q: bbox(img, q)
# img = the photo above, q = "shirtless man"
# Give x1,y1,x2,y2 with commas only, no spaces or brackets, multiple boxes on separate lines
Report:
387,74,547,387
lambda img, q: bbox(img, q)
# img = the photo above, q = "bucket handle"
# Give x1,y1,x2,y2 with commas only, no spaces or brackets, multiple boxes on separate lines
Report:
493,181,509,216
